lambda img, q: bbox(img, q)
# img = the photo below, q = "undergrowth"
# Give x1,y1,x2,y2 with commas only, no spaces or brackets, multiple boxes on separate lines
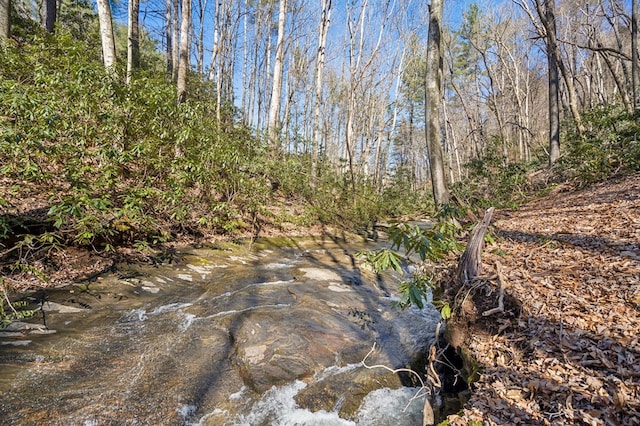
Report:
560,106,640,183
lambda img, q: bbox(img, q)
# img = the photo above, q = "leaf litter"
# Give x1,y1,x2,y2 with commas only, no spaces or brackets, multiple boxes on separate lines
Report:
446,174,640,425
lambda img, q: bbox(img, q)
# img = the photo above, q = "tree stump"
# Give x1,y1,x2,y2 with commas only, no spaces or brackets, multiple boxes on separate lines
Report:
456,207,494,286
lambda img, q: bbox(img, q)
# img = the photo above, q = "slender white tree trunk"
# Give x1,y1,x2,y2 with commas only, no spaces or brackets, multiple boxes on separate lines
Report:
166,0,173,76
0,0,11,38
267,0,287,146
172,0,180,81
96,0,117,72
196,0,207,74
209,0,221,121
177,0,191,103
311,0,332,184
241,0,249,125
127,0,141,84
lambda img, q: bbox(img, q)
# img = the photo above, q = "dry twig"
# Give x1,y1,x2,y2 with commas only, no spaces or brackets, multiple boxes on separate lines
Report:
482,261,506,316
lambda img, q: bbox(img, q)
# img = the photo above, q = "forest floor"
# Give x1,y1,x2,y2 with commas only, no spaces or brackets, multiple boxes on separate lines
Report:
447,173,640,425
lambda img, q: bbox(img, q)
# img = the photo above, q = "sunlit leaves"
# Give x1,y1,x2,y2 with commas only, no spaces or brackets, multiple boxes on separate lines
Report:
387,219,463,263
361,217,463,312
394,276,434,310
358,248,403,273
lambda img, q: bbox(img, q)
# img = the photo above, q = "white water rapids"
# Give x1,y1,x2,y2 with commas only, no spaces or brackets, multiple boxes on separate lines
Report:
188,378,426,425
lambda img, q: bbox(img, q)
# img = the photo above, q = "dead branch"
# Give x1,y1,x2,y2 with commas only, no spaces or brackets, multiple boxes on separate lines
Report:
483,260,506,316
362,342,427,389
362,342,433,419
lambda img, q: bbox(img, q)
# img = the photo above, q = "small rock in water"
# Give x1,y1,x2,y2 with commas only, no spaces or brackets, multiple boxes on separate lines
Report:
3,321,47,332
29,328,57,335
0,331,25,338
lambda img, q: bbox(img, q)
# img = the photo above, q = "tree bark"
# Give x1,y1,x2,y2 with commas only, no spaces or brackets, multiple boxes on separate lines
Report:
172,0,180,81
195,0,207,74
166,0,173,76
96,0,117,72
267,0,287,146
456,207,494,286
633,0,639,113
543,0,560,165
534,0,583,134
0,0,10,38
311,0,332,185
45,0,56,33
177,0,191,103
127,0,141,84
425,0,450,209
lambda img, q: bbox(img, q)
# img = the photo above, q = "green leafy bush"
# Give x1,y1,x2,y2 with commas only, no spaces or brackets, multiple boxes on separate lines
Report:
359,216,464,315
0,31,271,251
561,106,640,183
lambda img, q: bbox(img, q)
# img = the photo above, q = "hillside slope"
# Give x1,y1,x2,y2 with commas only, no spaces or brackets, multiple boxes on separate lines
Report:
449,174,640,425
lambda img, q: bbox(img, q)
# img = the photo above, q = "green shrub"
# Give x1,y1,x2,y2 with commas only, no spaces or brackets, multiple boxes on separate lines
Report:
561,106,640,183
451,137,541,209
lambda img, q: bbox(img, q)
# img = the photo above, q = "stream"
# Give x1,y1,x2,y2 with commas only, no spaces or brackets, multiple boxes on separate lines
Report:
0,235,443,425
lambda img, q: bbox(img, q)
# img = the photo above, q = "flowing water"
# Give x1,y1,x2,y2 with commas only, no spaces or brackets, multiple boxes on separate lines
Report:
0,235,442,425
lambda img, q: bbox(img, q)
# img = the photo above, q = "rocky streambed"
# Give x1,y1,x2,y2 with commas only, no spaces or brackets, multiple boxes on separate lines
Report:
0,236,443,425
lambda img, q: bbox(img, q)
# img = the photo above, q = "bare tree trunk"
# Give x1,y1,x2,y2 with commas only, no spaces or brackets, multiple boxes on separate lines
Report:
96,0,117,72
544,0,560,165
0,0,11,38
534,0,583,133
311,0,332,185
209,0,221,120
376,46,405,190
177,0,191,103
598,48,631,112
241,0,249,125
425,0,450,209
127,0,141,84
0,0,9,38
267,0,287,146
45,0,56,32
633,0,639,112
345,1,367,192
166,0,173,76
172,0,180,81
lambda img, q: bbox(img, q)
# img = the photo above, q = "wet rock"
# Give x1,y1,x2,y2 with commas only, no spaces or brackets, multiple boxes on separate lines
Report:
327,283,354,292
295,366,404,418
233,307,373,393
0,340,32,346
3,321,48,332
0,239,444,424
41,302,86,313
298,267,342,282
29,328,57,335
